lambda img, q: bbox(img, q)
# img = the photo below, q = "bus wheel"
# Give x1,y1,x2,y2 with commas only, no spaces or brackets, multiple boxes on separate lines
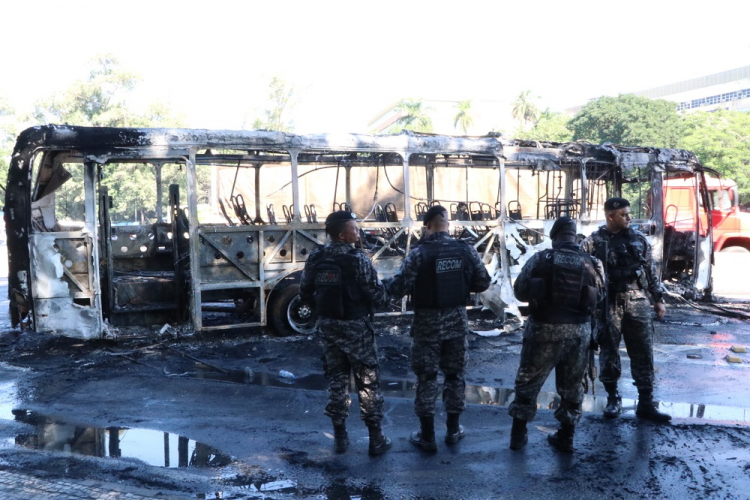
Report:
269,284,317,336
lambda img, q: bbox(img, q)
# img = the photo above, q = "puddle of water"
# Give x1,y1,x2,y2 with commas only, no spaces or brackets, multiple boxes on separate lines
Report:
11,409,232,469
466,388,750,423
198,479,299,500
198,477,386,500
0,380,21,421
10,408,301,499
232,371,750,424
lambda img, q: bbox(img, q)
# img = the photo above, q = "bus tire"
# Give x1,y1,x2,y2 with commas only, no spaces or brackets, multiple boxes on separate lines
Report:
268,283,317,336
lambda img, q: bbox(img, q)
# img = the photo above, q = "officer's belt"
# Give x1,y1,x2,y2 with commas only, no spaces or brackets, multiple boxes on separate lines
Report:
609,281,641,293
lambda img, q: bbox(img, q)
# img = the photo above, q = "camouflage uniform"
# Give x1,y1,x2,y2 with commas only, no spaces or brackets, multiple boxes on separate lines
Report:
299,242,388,425
582,227,666,392
388,232,491,417
508,248,605,425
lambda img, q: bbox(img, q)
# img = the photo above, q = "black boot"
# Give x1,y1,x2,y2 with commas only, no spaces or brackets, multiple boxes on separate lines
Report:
367,423,392,456
445,413,465,445
410,416,437,452
332,419,348,453
603,383,622,418
636,391,672,423
547,423,575,452
509,418,528,450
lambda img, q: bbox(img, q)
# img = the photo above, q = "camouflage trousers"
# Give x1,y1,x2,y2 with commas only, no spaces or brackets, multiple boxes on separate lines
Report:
508,321,590,425
411,336,468,418
319,319,384,425
599,289,655,391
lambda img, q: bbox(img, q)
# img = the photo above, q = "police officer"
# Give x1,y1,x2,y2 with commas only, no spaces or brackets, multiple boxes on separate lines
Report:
582,197,671,422
387,205,491,452
298,210,392,456
508,216,605,452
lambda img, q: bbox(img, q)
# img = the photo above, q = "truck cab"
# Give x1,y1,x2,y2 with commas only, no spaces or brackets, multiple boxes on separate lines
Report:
664,176,750,252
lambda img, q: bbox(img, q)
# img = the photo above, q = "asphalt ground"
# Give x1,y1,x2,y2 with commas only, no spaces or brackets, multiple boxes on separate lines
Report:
0,244,748,498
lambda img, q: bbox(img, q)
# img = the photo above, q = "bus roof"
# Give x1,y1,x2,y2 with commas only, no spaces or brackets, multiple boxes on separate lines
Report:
11,125,708,172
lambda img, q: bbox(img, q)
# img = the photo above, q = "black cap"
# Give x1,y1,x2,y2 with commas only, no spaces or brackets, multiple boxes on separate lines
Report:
604,197,630,211
549,216,576,240
423,205,448,226
325,210,357,225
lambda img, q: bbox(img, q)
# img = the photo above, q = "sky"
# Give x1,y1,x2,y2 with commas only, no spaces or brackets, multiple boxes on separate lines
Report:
1,0,749,135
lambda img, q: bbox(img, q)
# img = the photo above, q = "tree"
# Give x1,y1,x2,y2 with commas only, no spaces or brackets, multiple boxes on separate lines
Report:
29,55,198,223
515,109,573,142
511,90,540,130
129,101,187,128
681,109,750,199
33,54,140,127
453,100,475,135
251,77,297,132
390,99,434,133
568,94,683,148
0,97,18,191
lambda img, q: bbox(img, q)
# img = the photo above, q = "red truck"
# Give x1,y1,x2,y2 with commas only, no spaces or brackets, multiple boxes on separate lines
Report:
664,176,750,252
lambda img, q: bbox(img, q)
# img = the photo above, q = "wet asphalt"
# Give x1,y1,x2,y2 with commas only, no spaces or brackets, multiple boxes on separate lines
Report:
0,250,749,498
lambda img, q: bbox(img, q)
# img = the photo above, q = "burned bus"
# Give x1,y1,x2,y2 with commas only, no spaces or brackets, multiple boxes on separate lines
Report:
4,125,715,339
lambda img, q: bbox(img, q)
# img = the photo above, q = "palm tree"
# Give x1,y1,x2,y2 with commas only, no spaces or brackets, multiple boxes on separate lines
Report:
512,90,540,130
392,99,434,133
453,100,474,135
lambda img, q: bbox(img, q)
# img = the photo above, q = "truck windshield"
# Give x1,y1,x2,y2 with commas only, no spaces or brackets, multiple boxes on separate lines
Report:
711,189,733,211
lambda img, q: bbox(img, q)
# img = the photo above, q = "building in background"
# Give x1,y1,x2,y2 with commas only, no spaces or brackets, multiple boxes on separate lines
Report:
567,65,750,115
636,65,750,113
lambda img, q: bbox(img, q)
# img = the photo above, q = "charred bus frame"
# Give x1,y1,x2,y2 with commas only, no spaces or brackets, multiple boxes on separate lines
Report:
4,125,714,338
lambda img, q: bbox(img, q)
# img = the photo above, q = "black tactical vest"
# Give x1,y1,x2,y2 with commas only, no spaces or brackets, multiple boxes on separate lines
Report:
313,250,369,320
412,239,473,309
606,229,646,288
529,246,599,324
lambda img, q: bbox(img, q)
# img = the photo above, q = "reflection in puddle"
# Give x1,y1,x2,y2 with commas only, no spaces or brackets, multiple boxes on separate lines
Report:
198,479,299,500
238,371,750,424
12,410,232,468
465,386,750,423
12,410,301,499
0,380,21,421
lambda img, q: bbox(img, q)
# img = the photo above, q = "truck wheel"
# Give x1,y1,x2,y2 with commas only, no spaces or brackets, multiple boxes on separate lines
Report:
720,246,750,253
268,283,317,336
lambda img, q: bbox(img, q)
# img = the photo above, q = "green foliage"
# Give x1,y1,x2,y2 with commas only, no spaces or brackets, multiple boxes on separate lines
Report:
681,109,750,200
24,54,202,223
54,165,85,221
511,90,539,130
34,54,140,127
100,162,210,224
0,97,18,192
251,77,296,132
568,94,683,148
102,164,157,222
515,109,572,142
453,100,474,135
389,99,434,133
129,102,187,128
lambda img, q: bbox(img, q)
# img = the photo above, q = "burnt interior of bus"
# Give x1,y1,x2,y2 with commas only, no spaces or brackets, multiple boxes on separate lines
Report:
6,127,714,338
22,147,513,334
